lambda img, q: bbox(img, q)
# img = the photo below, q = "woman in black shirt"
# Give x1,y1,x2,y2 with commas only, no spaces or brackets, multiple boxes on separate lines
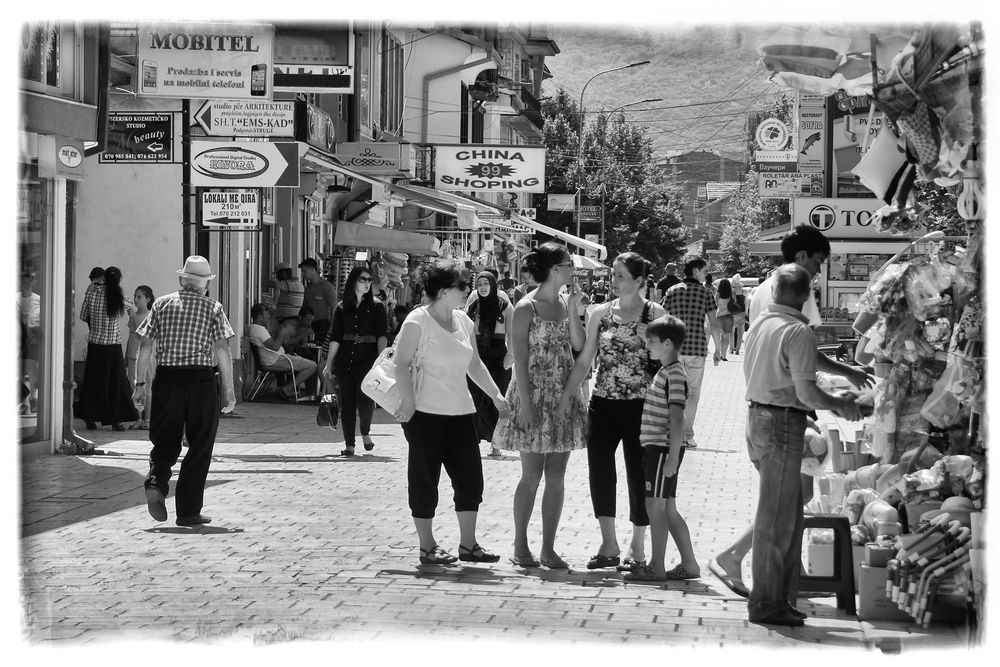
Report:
322,266,389,456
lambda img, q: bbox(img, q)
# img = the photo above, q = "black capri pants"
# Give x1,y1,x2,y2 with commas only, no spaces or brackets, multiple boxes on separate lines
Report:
587,396,649,526
402,411,483,519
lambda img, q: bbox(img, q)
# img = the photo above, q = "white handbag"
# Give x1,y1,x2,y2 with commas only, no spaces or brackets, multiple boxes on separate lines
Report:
361,307,431,417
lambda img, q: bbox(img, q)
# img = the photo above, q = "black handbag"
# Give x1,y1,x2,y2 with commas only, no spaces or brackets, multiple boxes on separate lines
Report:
317,393,340,429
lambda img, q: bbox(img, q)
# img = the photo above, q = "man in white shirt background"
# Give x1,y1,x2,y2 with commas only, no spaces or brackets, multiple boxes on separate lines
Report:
249,303,318,401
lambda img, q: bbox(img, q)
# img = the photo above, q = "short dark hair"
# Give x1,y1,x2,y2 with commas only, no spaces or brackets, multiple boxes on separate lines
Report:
88,266,105,280
781,225,831,262
298,305,315,318
645,314,686,349
683,256,707,277
298,258,318,270
250,303,267,321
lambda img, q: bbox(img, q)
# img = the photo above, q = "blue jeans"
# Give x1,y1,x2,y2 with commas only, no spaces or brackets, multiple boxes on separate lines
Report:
746,405,807,618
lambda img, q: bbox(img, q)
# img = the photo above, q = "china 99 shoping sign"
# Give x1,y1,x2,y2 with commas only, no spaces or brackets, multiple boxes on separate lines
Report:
434,145,546,193
136,22,274,100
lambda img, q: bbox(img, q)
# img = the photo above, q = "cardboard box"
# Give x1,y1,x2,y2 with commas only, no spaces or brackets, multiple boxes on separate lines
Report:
806,544,866,592
864,543,894,568
857,564,913,621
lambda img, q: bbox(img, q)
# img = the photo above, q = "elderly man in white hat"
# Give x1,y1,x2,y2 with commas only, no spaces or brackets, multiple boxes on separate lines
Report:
133,256,236,526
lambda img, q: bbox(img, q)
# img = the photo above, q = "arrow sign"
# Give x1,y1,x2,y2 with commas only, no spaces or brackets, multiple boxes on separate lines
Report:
200,189,262,230
193,100,296,138
191,141,300,188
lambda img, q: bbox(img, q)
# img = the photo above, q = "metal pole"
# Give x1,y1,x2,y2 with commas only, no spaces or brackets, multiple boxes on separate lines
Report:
182,100,194,261
61,179,94,453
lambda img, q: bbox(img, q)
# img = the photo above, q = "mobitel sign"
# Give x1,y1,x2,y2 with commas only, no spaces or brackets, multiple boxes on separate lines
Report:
137,22,274,100
791,197,921,239
190,141,299,188
435,145,545,193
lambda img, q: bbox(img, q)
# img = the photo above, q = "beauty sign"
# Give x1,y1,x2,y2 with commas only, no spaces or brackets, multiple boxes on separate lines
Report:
136,21,274,100
435,145,546,193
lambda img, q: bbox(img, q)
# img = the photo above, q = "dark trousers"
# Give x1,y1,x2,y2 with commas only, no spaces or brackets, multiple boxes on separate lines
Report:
468,344,511,443
335,366,375,446
146,366,220,517
402,411,483,518
587,396,649,526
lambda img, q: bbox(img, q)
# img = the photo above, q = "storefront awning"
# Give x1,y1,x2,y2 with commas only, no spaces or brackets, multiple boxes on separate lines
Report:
509,213,608,260
748,241,783,256
400,185,535,234
333,221,440,256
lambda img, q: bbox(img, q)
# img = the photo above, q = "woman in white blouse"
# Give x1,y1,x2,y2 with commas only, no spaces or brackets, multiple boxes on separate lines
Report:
395,263,511,565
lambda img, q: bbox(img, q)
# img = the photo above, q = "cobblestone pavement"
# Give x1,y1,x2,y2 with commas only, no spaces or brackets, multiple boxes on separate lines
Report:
18,355,979,655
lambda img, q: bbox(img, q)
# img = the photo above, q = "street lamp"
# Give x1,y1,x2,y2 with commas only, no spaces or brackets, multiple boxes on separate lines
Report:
605,97,663,115
576,61,652,248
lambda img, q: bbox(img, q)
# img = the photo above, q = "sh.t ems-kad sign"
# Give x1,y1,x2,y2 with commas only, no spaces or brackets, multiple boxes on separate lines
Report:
434,145,545,193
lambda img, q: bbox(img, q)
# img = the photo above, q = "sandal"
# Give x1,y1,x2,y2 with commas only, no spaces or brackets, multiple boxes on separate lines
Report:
665,564,701,580
616,558,647,572
458,543,500,563
586,553,621,570
508,553,540,568
419,545,457,565
623,565,667,582
539,554,569,569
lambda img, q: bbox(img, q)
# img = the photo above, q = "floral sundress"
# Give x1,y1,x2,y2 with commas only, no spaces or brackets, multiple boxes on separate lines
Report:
592,299,656,400
493,298,587,453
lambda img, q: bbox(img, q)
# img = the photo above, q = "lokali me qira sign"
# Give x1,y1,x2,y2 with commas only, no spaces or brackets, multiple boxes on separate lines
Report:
137,22,274,100
435,145,545,193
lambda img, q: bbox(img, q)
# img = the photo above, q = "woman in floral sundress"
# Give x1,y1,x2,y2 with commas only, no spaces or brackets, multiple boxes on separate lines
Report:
557,252,665,571
494,242,587,569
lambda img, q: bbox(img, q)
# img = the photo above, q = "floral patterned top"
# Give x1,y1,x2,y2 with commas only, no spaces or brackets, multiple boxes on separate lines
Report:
592,299,656,400
493,297,587,453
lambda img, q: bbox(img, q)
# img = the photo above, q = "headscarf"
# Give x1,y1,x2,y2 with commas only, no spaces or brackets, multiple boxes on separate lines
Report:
468,270,504,346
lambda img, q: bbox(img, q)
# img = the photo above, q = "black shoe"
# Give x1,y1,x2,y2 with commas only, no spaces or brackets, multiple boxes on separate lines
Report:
749,609,805,627
144,483,167,522
176,514,212,526
340,447,355,457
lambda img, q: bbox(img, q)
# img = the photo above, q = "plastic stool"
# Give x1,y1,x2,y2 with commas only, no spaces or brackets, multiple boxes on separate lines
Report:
795,513,856,614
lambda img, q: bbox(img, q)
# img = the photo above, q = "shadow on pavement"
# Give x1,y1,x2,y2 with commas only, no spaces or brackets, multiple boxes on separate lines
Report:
380,566,510,585
143,525,246,535
215,453,398,464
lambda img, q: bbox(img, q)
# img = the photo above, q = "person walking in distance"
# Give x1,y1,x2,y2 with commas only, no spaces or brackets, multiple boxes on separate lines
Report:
298,258,338,345
134,256,236,526
661,256,723,449
466,271,515,458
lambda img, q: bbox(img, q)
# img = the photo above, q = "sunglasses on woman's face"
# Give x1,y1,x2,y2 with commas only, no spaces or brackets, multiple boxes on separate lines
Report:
357,275,372,283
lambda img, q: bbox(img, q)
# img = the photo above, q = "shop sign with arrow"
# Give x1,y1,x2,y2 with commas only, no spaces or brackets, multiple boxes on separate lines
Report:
190,140,299,187
200,189,261,230
99,113,174,163
193,100,296,138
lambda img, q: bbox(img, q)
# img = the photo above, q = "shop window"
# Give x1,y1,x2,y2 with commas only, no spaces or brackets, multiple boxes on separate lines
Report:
20,22,60,88
17,177,52,445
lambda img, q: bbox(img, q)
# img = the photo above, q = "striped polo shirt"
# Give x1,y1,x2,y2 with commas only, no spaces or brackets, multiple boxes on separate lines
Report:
639,361,688,449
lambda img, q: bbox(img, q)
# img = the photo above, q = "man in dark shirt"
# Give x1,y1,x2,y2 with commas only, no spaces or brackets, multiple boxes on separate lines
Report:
499,270,515,291
655,262,681,302
298,258,338,344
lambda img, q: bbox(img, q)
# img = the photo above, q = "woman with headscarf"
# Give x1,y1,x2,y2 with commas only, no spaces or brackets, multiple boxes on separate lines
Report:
467,271,515,457
76,266,140,431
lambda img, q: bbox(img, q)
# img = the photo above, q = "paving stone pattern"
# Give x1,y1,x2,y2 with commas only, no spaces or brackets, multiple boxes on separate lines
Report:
20,356,972,651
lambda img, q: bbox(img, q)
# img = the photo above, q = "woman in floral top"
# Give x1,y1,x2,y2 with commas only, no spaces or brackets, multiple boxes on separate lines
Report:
557,252,665,570
493,242,587,568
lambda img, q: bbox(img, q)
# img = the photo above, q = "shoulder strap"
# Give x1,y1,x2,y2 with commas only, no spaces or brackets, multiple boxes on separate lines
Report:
641,299,652,324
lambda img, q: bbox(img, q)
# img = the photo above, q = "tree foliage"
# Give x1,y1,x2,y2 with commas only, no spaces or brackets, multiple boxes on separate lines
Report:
718,171,783,278
540,89,688,272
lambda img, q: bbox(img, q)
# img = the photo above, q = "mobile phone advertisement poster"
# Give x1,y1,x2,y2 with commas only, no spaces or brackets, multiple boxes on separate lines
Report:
137,22,274,100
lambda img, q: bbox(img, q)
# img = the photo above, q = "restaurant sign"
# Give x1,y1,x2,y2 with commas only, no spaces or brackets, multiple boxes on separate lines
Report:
435,145,545,193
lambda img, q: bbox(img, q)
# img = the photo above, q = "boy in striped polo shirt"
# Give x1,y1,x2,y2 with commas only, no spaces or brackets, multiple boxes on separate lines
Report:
624,315,701,582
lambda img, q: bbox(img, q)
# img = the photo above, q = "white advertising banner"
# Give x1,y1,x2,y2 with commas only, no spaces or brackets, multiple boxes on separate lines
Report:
193,100,295,137
137,22,274,100
758,172,824,199
201,189,261,229
190,141,299,187
791,197,921,239
547,194,577,211
435,145,546,193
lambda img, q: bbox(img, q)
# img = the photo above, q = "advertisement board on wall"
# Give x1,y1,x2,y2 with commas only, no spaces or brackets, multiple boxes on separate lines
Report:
193,100,295,138
272,23,353,94
791,197,922,239
435,145,546,193
200,189,262,230
758,172,824,199
100,112,174,163
190,141,300,188
137,22,274,100
797,104,826,173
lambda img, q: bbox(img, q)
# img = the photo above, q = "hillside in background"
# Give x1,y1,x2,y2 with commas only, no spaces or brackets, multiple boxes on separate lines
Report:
543,23,792,161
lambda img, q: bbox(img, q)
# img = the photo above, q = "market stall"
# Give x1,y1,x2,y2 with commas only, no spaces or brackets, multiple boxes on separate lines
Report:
763,22,986,634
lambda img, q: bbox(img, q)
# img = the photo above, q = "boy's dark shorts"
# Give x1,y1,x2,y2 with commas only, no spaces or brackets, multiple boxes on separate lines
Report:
643,445,686,499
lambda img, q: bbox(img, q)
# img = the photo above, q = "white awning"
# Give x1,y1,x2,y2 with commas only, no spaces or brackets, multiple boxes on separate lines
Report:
509,213,608,260
333,221,440,256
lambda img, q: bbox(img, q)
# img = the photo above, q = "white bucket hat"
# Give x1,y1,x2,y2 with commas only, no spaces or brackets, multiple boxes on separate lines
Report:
176,255,216,280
